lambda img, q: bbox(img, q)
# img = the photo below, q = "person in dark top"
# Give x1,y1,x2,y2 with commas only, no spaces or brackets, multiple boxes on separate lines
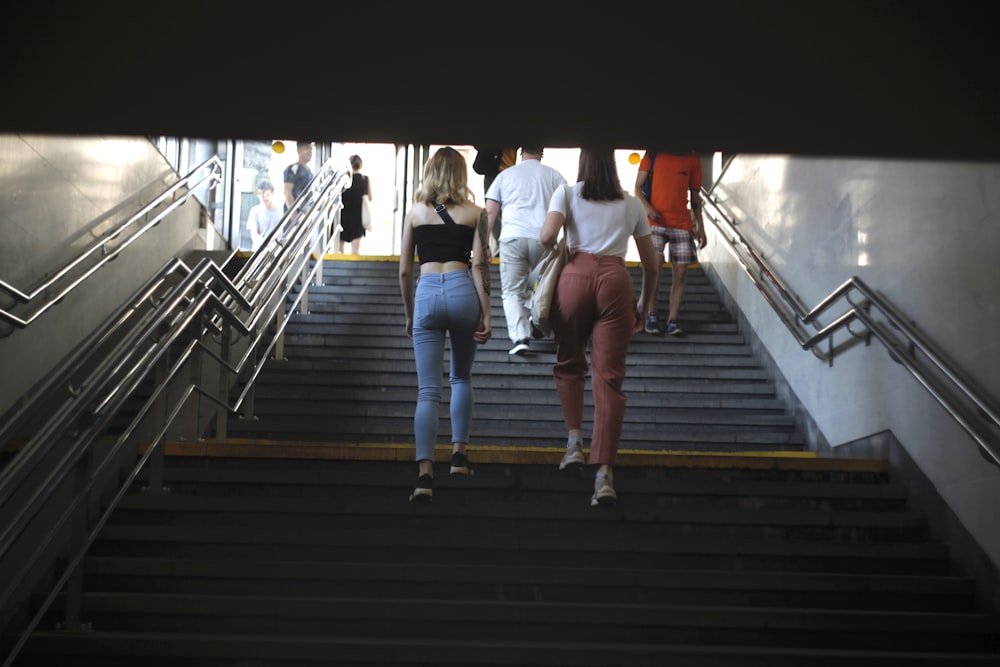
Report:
283,140,315,213
398,147,492,502
338,154,371,254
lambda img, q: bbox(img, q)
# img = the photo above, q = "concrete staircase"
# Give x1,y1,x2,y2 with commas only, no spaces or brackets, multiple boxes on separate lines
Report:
9,257,1000,665
224,258,806,453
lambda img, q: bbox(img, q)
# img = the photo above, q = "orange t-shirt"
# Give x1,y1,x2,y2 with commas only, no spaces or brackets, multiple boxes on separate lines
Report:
639,152,701,231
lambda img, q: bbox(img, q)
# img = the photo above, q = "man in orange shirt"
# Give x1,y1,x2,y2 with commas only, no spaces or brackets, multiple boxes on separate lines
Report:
634,151,707,336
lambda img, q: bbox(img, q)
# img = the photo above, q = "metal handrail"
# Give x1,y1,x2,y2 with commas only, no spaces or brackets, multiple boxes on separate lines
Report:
700,185,1000,466
0,156,224,333
0,156,352,667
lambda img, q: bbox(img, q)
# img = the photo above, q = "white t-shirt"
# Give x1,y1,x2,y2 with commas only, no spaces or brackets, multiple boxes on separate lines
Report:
485,159,567,241
247,204,283,250
548,183,651,258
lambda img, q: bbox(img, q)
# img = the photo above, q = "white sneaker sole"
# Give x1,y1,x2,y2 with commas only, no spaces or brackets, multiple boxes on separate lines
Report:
409,488,433,502
559,450,586,470
591,491,617,507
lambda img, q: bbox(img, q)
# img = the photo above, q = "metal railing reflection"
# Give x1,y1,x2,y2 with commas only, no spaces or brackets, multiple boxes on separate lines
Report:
0,156,224,334
700,184,999,467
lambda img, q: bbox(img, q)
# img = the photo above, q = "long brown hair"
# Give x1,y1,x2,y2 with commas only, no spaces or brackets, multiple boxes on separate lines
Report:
576,148,624,202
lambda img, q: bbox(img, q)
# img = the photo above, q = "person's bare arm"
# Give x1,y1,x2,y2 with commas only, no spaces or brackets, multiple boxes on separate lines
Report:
398,213,417,338
634,170,659,221
485,199,501,239
690,189,707,249
484,199,501,262
470,209,492,345
540,209,564,251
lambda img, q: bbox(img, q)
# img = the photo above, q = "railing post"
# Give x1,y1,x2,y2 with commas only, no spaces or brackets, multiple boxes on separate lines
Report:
144,359,169,493
299,262,310,316
314,218,326,288
240,342,258,423
215,322,231,441
58,449,94,634
274,299,287,362
185,333,203,440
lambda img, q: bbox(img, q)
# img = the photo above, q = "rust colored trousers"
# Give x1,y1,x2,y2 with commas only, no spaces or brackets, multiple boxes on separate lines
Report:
550,252,636,466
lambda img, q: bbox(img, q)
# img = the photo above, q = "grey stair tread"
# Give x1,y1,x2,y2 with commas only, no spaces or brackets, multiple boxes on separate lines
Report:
81,556,974,599
22,632,1000,665
138,467,909,502
49,593,1000,641
247,387,792,410
93,522,949,561
112,493,924,531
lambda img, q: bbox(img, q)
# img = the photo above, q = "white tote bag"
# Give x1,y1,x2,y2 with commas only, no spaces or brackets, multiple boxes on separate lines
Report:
529,185,573,337
361,196,372,231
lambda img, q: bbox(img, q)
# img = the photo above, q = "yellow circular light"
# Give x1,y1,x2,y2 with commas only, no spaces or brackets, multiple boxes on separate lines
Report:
272,141,286,154
628,152,641,165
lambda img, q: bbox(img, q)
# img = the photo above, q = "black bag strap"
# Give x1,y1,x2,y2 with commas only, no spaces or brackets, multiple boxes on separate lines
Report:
433,202,456,225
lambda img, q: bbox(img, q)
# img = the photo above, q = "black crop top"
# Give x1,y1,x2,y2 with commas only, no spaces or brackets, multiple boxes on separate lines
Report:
413,223,475,266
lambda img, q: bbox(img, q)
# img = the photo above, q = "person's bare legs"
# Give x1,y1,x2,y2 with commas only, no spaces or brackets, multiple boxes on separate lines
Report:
667,261,688,323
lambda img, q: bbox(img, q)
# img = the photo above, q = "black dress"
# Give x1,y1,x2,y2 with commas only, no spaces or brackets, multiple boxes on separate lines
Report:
340,173,368,242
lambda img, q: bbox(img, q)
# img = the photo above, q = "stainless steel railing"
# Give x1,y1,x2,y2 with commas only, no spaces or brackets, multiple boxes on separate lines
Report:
0,156,224,334
0,156,352,667
700,180,1000,466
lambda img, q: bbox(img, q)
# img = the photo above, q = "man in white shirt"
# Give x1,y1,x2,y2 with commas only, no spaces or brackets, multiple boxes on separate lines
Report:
247,181,283,251
485,147,567,355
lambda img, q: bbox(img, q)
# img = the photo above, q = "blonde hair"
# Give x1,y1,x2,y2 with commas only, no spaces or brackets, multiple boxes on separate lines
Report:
415,147,476,206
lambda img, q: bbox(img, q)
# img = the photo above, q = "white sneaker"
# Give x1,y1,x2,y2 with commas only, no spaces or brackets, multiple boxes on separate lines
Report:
509,339,530,355
559,443,585,470
591,470,617,506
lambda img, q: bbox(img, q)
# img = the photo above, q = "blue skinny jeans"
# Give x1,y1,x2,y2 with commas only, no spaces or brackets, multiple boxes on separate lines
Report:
412,269,481,463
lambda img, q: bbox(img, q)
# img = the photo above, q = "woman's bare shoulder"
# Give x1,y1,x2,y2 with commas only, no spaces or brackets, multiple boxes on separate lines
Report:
454,202,484,225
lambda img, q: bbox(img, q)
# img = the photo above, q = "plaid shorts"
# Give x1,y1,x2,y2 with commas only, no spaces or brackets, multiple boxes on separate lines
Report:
651,226,698,265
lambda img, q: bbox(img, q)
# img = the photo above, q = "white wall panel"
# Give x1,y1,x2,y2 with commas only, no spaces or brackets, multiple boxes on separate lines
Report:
0,134,206,418
703,153,1000,569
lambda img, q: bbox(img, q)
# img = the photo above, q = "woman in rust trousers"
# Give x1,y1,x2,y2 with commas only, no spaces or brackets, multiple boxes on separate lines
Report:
540,147,659,506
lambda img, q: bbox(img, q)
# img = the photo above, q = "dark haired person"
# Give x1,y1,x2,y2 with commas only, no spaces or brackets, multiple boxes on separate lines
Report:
283,140,315,213
634,150,706,336
541,148,659,506
246,180,282,251
485,146,567,355
338,154,372,254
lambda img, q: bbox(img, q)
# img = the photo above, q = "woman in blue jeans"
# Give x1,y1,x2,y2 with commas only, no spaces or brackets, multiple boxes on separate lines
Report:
398,147,492,502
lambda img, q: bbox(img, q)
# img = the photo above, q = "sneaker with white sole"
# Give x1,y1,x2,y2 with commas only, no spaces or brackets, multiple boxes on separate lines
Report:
664,320,686,337
450,451,472,475
644,312,662,334
509,339,530,355
559,442,585,470
409,474,433,502
591,470,617,506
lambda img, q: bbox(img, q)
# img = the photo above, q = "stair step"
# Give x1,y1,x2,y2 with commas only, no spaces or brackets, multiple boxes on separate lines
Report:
17,632,1000,665
81,556,977,612
36,593,1000,651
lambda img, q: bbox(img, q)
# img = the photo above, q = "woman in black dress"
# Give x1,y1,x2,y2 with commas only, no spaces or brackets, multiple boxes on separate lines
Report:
338,154,371,254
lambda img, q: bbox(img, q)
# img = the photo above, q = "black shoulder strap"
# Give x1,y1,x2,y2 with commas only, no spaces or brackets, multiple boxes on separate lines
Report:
433,202,456,225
